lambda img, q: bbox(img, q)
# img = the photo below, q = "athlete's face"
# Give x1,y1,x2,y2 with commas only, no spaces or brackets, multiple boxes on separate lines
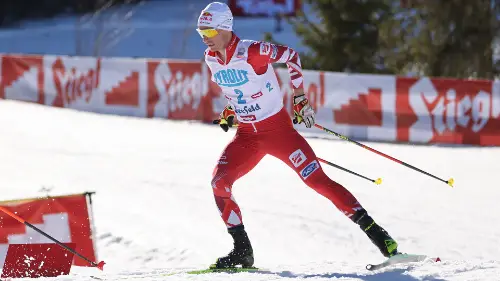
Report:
197,26,225,52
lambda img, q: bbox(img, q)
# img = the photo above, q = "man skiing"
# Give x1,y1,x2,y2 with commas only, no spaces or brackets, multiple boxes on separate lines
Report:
198,2,399,269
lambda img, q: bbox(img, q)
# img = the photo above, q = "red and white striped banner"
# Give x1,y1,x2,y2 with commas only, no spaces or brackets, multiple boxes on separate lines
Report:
1,53,499,146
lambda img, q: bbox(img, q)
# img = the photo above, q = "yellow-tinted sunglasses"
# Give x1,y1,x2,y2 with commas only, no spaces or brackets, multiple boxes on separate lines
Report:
196,28,219,38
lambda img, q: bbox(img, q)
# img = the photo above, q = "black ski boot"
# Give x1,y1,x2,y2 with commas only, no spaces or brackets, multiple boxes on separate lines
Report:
352,210,399,258
212,225,254,269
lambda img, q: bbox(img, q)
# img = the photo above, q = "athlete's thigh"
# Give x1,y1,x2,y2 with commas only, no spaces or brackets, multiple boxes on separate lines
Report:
265,129,320,177
212,133,265,186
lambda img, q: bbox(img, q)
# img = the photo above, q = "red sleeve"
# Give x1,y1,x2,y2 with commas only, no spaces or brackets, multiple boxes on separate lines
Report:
247,41,304,90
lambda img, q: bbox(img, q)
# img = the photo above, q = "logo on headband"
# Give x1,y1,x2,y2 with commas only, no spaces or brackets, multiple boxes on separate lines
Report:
199,11,213,25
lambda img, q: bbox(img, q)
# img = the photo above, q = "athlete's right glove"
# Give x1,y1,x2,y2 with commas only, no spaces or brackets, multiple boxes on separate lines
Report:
213,104,236,132
293,94,315,128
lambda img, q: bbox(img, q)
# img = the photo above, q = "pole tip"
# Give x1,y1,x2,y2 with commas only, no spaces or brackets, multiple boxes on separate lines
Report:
96,261,105,271
374,178,382,185
447,178,454,187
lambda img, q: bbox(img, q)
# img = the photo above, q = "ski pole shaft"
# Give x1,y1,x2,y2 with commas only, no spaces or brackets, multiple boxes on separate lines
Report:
0,206,106,270
313,124,454,187
317,157,382,185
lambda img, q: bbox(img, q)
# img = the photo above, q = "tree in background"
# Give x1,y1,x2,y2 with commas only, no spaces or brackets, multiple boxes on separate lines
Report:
277,0,499,79
381,0,499,79
283,0,393,74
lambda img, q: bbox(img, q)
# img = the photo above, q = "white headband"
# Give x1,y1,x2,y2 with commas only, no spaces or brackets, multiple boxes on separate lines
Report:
197,2,233,31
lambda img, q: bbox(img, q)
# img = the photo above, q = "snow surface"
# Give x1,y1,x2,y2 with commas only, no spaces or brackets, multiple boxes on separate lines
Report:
0,99,499,280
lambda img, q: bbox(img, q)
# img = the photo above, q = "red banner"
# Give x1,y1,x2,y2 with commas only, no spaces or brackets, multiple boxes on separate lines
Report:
396,77,500,145
0,194,96,267
147,59,213,121
275,68,325,117
0,55,44,103
2,243,75,278
44,56,148,116
2,53,500,146
47,56,102,108
228,0,302,17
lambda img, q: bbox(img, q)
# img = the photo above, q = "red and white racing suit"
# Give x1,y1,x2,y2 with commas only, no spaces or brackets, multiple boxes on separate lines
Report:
206,34,364,228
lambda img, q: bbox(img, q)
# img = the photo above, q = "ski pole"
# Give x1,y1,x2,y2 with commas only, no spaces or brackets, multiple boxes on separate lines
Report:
0,206,105,270
318,157,382,185
313,123,454,187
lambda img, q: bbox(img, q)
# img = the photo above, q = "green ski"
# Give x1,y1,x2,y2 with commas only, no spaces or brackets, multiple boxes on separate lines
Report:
187,267,260,274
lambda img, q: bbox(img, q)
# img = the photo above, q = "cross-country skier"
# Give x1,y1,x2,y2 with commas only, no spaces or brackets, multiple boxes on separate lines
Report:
197,2,399,269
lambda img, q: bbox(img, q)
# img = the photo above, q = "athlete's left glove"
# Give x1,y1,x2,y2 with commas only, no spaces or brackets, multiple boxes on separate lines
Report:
213,104,236,132
293,94,315,128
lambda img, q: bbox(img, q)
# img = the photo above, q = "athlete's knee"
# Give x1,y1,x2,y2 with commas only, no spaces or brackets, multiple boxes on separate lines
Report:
211,173,242,227
211,172,233,197
301,166,331,187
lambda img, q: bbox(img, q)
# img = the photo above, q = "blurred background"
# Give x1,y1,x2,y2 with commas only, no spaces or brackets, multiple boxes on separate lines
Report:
0,0,498,79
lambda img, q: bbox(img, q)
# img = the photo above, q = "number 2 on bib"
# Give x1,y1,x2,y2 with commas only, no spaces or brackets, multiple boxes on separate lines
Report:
235,89,246,104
